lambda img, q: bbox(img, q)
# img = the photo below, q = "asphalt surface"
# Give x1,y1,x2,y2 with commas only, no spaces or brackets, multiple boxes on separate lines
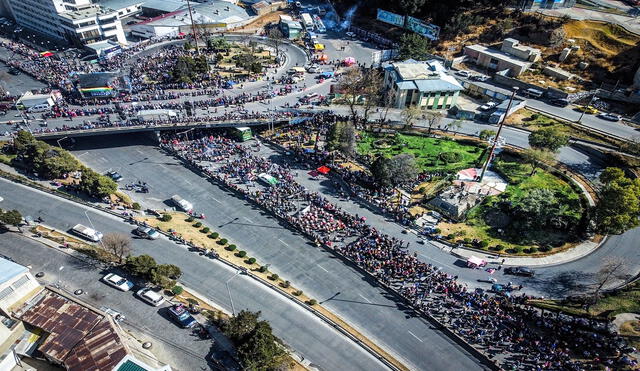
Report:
0,232,218,371
63,134,490,371
0,177,389,371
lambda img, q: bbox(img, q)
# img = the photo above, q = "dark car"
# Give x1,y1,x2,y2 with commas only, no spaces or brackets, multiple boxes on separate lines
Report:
505,266,535,277
106,170,123,182
168,304,197,328
8,67,20,75
548,99,569,108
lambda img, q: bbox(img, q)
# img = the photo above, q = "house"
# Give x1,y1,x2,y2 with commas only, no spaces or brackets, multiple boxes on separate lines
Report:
280,19,303,39
427,185,482,220
0,258,43,371
13,288,171,371
250,0,283,15
464,38,541,77
383,60,464,109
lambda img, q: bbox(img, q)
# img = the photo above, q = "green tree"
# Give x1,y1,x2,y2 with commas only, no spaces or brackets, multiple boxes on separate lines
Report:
528,127,568,152
153,264,182,279
13,130,35,154
42,148,79,179
371,156,393,187
207,37,231,51
595,168,640,234
0,209,22,227
126,254,157,278
222,310,261,344
400,0,427,14
237,321,286,371
150,272,175,289
521,148,555,176
79,170,117,198
387,153,418,186
479,129,496,141
327,121,356,158
398,33,431,60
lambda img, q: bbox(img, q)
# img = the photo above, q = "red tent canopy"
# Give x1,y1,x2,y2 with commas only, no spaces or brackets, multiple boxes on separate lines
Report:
317,166,330,175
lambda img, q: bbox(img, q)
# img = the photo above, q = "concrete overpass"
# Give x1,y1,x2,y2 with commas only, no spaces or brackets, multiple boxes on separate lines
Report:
31,117,307,140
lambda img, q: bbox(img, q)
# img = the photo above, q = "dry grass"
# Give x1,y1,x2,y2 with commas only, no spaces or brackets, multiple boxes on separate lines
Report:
138,212,409,371
33,225,118,262
564,20,639,56
232,10,287,33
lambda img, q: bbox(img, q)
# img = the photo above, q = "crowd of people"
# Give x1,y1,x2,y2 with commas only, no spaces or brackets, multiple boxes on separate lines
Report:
160,129,631,370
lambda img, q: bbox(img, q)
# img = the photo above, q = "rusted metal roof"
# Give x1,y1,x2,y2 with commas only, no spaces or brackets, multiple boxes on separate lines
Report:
18,290,129,370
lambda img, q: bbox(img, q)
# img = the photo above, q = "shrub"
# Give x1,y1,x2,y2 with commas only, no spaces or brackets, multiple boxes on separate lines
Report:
434,228,441,234
259,265,268,273
463,238,471,244
529,247,538,254
160,214,172,222
269,273,279,281
307,299,317,306
193,222,202,228
293,290,303,296
447,233,455,240
171,285,183,296
540,245,552,252
186,298,199,305
438,151,463,163
494,244,505,251
237,250,247,258
479,240,489,248
219,238,228,245
201,227,210,233
281,280,290,288
246,257,256,264
531,113,540,120
513,246,524,254
132,202,141,210
186,216,195,222
210,232,219,239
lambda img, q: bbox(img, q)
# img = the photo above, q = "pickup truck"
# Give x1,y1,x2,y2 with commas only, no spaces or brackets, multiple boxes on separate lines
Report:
171,195,194,212
168,304,197,328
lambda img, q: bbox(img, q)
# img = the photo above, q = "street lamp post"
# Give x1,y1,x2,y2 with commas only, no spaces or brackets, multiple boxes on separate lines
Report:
225,270,240,316
84,210,107,251
478,87,518,182
56,136,69,149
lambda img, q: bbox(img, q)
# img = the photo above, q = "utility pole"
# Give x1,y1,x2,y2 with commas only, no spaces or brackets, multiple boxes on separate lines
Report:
186,0,199,54
479,87,518,182
577,86,599,124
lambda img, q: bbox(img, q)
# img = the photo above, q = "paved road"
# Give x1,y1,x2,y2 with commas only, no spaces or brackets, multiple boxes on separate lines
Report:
0,232,220,371
65,135,491,371
0,177,389,371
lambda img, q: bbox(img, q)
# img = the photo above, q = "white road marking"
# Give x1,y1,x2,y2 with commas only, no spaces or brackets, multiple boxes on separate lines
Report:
244,216,253,223
147,197,162,202
159,164,168,170
278,238,290,247
76,151,88,157
135,149,145,155
419,253,455,269
358,294,372,303
317,264,329,273
408,331,423,342
183,179,192,185
209,196,221,203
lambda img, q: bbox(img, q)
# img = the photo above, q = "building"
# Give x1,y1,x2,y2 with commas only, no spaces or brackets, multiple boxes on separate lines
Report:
280,18,303,39
427,185,482,220
464,38,541,77
488,98,526,124
58,4,127,46
0,258,43,371
98,0,144,18
383,60,464,109
4,0,127,46
251,0,283,16
521,0,576,9
13,288,171,371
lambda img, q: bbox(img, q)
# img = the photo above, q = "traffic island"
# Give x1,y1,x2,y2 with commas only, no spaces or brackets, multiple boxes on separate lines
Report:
138,212,410,371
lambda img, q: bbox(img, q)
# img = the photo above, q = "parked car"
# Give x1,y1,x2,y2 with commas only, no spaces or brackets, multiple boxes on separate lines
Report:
470,74,489,82
299,92,318,103
575,105,599,114
168,304,197,328
136,288,165,306
598,113,621,122
478,101,498,111
548,99,569,107
8,67,20,75
106,170,123,182
133,226,160,240
306,64,320,73
345,31,356,38
102,273,134,291
504,266,535,277
456,70,471,78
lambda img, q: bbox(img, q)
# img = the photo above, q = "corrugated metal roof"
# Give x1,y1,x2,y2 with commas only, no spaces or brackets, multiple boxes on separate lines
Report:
141,0,184,13
0,257,28,285
396,81,417,90
414,78,463,93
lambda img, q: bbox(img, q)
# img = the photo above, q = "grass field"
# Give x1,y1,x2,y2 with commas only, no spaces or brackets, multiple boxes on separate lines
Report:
357,132,486,173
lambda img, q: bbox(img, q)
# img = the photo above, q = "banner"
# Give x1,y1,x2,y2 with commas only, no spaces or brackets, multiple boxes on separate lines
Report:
376,9,405,27
406,16,440,40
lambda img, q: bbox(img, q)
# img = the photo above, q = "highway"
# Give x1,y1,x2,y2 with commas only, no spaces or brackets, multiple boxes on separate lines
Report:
0,177,391,371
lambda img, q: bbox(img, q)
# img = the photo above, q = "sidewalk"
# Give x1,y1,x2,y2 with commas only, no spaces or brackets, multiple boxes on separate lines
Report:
444,237,604,267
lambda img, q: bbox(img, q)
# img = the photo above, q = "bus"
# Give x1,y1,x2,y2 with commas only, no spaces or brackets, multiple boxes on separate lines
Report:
300,13,313,30
71,224,103,242
234,127,252,142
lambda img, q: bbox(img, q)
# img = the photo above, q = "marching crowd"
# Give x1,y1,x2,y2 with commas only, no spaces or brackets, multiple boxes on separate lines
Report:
160,130,631,370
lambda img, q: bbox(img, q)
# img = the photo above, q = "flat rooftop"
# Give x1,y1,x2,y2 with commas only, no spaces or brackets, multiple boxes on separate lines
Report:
0,257,28,285
59,6,116,21
465,44,531,68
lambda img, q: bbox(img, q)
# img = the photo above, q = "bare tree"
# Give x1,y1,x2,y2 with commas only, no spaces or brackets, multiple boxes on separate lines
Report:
378,89,395,125
401,105,422,130
267,28,285,64
446,119,463,136
360,69,383,124
588,257,630,311
521,148,555,176
336,67,366,124
102,233,133,264
424,111,442,134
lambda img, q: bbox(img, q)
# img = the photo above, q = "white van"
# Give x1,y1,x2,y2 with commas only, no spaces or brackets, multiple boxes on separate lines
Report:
27,104,51,113
71,224,103,242
171,195,194,212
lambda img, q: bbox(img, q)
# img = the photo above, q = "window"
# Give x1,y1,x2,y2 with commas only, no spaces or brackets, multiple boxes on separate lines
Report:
12,275,30,289
0,286,14,301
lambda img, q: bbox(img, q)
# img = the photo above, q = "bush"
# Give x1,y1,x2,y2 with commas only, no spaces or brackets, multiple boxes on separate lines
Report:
540,245,552,252
226,244,236,251
479,240,489,248
186,216,195,222
201,227,210,233
494,244,505,251
280,280,290,288
246,257,256,264
531,113,540,120
259,265,268,273
210,232,219,239
193,222,202,228
463,238,471,244
132,202,141,210
438,151,463,163
434,228,441,234
160,214,172,222
218,238,228,245
171,285,184,296
186,298,199,305
307,299,317,306
529,246,538,254
293,290,303,296
237,250,247,258
513,246,524,254
447,233,455,240
269,273,279,281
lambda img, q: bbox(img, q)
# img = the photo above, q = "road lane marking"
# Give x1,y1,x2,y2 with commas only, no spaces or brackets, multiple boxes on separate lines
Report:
183,179,192,185
244,216,253,223
358,294,372,303
208,196,221,203
317,264,329,273
76,151,88,157
408,331,423,342
135,149,145,155
419,253,455,270
278,238,290,247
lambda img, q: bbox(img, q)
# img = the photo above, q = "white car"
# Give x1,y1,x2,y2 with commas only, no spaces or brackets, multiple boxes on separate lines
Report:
345,31,356,38
456,70,471,78
102,273,134,292
479,101,498,111
136,288,165,306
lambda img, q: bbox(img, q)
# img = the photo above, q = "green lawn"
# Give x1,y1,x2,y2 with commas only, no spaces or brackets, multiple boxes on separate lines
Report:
357,132,486,173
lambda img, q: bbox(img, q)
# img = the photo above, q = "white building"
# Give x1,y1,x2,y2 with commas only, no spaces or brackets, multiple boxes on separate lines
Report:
3,0,127,46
